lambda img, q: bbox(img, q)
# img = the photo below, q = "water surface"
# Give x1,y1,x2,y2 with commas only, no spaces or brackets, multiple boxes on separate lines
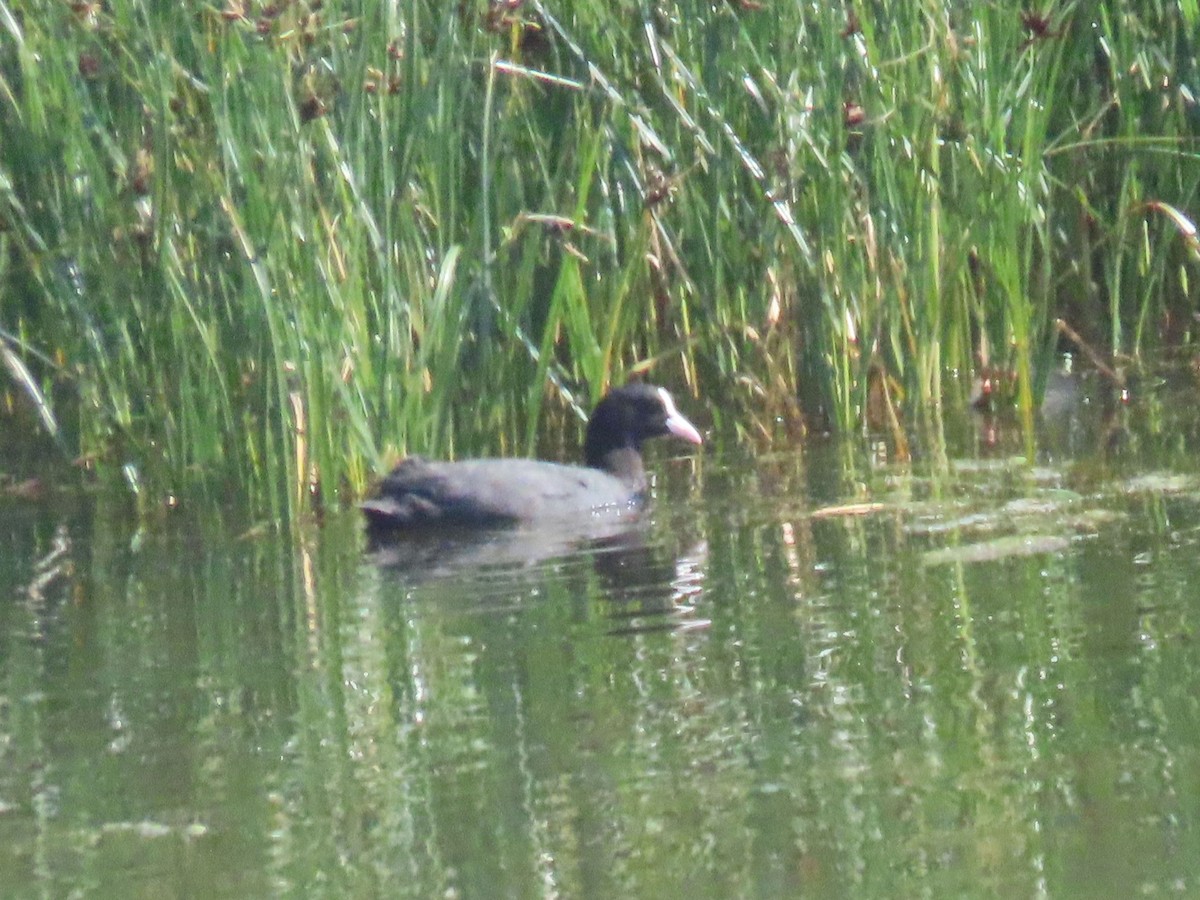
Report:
2,378,1200,897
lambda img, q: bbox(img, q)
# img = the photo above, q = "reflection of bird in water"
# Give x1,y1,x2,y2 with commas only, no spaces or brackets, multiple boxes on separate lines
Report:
366,514,650,577
368,518,709,636
597,537,709,636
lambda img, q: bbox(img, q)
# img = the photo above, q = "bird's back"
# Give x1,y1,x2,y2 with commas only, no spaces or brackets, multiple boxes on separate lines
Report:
361,456,643,531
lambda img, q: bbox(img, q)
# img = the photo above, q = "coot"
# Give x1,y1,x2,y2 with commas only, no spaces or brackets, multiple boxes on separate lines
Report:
361,384,702,531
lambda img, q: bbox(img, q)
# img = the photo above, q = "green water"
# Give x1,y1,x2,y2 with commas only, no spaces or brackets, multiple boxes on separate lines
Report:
3,390,1200,898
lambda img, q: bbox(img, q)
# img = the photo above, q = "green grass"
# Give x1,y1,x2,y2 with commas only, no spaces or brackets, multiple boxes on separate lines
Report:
1,0,1198,520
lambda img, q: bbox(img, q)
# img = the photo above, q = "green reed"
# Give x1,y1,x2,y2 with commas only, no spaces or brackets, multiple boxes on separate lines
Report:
1,0,1196,518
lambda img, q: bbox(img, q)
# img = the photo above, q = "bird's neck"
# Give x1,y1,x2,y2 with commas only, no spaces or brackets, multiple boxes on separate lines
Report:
590,446,646,489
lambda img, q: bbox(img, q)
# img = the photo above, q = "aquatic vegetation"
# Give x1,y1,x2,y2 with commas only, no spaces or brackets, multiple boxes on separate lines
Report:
0,1,1197,517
